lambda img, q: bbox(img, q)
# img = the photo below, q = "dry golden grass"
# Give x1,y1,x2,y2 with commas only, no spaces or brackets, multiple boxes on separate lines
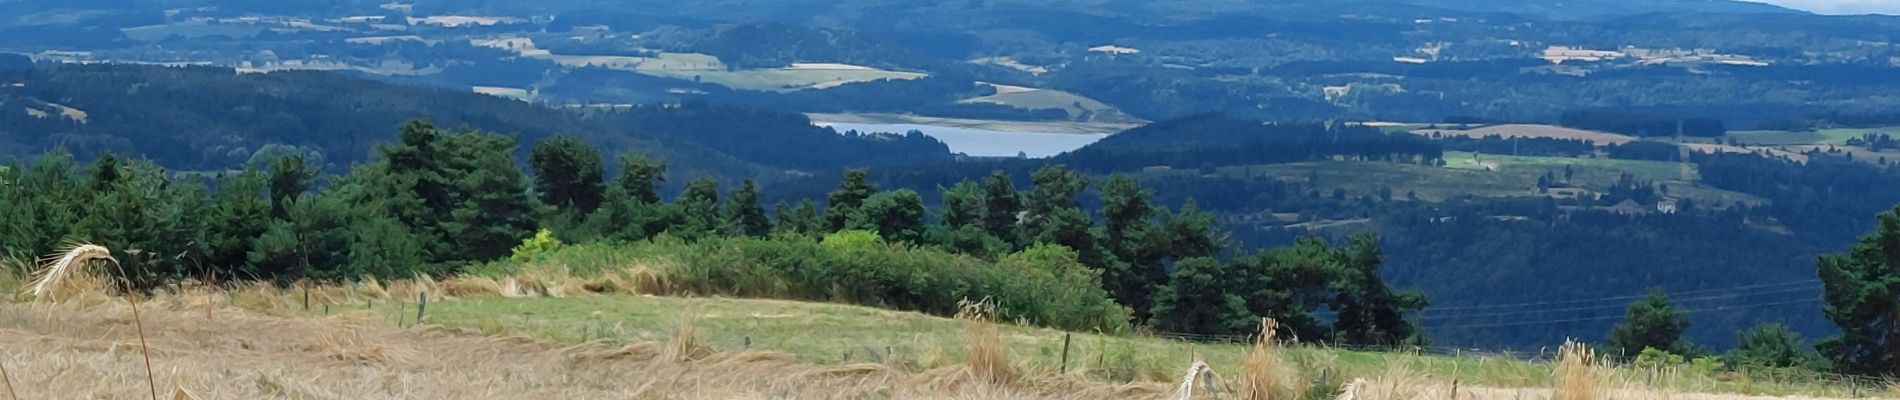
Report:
24,244,115,301
1554,341,1605,400
956,300,1019,385
0,298,1199,399
0,276,1874,400
1238,318,1298,400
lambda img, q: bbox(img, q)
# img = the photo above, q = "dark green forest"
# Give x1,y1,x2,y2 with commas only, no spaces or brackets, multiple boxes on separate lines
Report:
0,64,951,177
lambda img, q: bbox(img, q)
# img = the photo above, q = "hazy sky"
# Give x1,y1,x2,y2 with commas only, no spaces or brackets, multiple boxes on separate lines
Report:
1750,0,1900,14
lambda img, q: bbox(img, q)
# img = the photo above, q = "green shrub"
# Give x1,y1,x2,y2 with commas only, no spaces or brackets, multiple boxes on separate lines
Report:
673,236,1128,331
510,228,565,263
468,234,1130,332
820,229,883,251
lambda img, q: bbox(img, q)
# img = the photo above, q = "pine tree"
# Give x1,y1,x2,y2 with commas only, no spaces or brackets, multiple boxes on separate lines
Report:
725,179,771,237
529,136,606,214
1025,165,1087,234
979,170,1024,246
266,155,315,220
674,178,722,239
773,199,822,236
1328,234,1427,346
848,189,927,244
826,169,878,231
1728,322,1813,369
1817,206,1900,375
437,132,538,267
616,154,667,204
1608,289,1691,358
1149,257,1254,335
939,181,985,229
248,193,354,283
205,167,272,281
1097,175,1153,263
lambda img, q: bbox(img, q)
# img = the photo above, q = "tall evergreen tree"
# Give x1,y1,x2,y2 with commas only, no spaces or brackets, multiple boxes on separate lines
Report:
848,189,927,244
940,181,986,229
1328,234,1428,346
616,154,667,204
773,199,823,236
1608,289,1692,357
1817,206,1900,375
979,171,1024,246
437,132,538,267
1097,174,1153,263
265,155,315,220
1150,257,1254,335
674,178,722,239
206,167,272,280
529,135,607,214
826,169,878,231
725,179,771,237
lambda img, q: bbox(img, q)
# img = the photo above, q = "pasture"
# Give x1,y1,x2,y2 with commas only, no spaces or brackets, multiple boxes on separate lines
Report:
960,87,1143,124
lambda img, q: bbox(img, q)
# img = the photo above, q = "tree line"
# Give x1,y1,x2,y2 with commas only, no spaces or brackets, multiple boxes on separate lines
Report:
0,120,1428,347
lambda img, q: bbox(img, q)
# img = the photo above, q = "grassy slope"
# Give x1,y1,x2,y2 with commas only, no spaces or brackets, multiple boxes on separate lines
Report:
960,89,1144,124
424,294,1547,385
417,294,1862,397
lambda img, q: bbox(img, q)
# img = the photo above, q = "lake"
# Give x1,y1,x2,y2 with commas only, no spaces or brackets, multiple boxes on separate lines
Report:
815,122,1108,158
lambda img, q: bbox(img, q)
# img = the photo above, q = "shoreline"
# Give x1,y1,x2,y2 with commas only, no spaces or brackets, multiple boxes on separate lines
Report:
807,113,1138,135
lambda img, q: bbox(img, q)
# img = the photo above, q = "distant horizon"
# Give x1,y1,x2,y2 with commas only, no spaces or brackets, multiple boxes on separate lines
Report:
1748,0,1900,15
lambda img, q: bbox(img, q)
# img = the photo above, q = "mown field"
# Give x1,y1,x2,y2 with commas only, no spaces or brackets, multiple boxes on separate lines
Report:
412,293,1875,398
0,255,1886,399
960,88,1143,124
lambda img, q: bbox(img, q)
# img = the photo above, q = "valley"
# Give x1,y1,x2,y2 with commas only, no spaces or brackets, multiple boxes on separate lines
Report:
7,0,1900,397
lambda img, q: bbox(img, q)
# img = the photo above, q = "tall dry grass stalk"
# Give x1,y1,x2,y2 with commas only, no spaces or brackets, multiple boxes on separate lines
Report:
1238,318,1296,400
1,359,16,400
1554,340,1604,400
1174,361,1224,400
23,244,158,400
25,244,114,301
958,300,1018,385
1355,365,1434,400
662,309,711,362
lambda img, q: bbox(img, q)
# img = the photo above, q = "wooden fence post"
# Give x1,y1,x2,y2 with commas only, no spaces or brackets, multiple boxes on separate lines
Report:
416,291,427,323
1060,333,1073,374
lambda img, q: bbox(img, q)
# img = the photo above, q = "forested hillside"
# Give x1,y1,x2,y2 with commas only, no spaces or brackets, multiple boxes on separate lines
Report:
0,64,952,178
756,113,1900,351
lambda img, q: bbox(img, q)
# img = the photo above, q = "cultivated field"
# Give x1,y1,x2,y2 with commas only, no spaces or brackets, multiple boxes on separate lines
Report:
1413,124,1637,145
961,87,1144,124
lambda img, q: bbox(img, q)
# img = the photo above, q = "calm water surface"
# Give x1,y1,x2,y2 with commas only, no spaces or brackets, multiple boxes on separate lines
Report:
816,122,1108,158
